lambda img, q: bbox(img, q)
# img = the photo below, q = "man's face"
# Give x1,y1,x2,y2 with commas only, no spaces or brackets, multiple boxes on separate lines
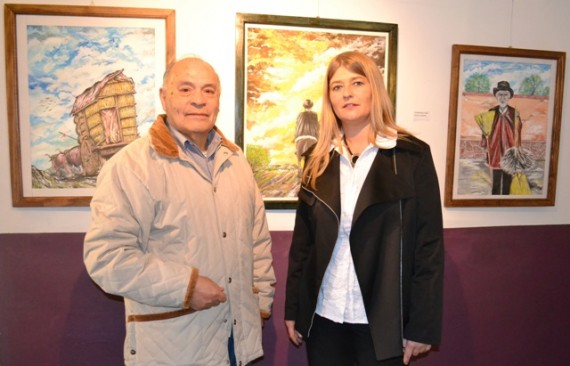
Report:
160,58,220,145
495,90,511,108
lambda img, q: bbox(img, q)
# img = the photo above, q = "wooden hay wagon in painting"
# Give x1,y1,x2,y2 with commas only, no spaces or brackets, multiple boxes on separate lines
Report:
71,69,139,176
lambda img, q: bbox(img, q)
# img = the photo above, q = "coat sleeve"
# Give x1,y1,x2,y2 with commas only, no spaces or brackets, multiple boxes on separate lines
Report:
404,144,444,345
251,182,276,318
284,190,313,321
83,155,196,309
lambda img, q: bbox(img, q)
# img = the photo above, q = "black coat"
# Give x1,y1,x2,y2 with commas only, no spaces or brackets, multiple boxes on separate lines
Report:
285,136,444,361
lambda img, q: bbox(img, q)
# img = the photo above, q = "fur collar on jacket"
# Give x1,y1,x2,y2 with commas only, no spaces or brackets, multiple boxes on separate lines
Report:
149,114,239,158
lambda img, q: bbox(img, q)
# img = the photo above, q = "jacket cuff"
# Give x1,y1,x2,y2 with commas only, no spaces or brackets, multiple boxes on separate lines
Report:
183,267,199,309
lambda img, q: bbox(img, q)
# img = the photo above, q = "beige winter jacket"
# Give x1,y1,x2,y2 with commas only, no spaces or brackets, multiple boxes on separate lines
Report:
84,115,275,365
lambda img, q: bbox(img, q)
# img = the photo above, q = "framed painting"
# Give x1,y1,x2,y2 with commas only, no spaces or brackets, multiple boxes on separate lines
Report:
235,13,398,209
444,44,565,207
4,4,175,207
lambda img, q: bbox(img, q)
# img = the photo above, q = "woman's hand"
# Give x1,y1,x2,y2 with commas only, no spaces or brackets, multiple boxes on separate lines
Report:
285,320,303,346
403,339,431,365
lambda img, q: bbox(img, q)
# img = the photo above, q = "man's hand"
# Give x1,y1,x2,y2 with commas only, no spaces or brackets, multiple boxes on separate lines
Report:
189,276,227,310
403,339,431,365
285,320,303,346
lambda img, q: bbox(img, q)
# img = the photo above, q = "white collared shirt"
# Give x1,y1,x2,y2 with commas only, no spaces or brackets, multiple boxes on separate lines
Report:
316,133,397,324
315,143,376,324
167,122,220,180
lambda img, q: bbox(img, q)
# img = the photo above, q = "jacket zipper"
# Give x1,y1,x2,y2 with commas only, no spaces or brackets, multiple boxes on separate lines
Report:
393,148,404,348
399,199,404,348
301,186,340,337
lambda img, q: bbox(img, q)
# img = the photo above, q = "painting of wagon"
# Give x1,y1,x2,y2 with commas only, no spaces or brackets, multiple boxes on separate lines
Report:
71,69,140,176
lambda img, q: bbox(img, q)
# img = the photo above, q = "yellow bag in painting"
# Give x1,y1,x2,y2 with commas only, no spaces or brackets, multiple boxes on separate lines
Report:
510,172,531,195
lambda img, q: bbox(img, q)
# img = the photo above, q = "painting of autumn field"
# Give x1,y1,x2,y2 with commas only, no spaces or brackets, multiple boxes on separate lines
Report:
236,14,397,207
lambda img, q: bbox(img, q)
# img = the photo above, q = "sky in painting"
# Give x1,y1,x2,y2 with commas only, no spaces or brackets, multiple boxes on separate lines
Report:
462,57,553,93
24,24,160,170
459,56,556,142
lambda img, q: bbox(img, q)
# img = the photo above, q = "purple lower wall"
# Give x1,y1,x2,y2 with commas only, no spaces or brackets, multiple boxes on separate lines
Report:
1,225,569,365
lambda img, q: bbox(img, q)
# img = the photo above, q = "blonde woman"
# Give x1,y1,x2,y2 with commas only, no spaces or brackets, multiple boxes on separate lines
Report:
285,51,444,366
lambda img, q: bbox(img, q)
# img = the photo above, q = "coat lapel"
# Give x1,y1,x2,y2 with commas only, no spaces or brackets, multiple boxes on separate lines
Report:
353,148,414,224
313,151,341,219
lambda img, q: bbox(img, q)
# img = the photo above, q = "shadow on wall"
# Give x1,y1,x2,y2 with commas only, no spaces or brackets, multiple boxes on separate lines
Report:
0,233,124,366
419,240,475,364
59,271,124,366
254,231,308,365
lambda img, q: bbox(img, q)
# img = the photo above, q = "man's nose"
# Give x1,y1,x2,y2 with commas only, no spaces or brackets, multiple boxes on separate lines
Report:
190,91,206,107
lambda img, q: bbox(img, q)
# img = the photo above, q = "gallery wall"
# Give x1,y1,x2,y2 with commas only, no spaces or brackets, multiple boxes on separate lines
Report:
1,0,569,234
3,227,570,365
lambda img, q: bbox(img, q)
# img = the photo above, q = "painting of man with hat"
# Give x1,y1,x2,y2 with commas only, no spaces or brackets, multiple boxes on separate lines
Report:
447,46,564,205
475,80,524,195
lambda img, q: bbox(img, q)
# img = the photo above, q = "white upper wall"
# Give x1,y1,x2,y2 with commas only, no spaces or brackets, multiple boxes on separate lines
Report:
1,0,568,233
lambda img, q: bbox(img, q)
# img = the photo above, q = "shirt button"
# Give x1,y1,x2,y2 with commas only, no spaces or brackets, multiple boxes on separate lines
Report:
228,277,232,283
130,350,136,355
222,232,227,238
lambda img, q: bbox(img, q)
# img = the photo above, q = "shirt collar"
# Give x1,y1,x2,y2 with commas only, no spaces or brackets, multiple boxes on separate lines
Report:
166,121,221,157
331,129,398,152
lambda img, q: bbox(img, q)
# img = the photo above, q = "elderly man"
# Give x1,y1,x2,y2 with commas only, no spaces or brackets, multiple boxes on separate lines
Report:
84,57,275,365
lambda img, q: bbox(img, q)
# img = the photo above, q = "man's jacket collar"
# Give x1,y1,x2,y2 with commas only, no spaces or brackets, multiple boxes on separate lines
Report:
149,114,239,158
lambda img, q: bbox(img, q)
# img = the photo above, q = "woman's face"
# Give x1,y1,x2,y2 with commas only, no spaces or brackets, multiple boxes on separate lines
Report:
328,66,372,128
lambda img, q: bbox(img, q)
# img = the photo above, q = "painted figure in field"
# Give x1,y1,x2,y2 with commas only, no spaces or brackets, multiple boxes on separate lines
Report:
475,81,524,195
293,99,319,176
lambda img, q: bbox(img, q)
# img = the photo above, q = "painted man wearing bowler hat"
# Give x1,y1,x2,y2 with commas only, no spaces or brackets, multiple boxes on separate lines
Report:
477,80,523,195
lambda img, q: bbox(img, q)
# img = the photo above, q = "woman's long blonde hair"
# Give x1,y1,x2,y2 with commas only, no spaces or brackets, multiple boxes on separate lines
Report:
303,51,408,189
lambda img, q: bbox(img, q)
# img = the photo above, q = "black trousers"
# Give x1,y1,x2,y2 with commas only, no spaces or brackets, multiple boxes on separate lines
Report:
492,169,512,195
306,314,403,366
